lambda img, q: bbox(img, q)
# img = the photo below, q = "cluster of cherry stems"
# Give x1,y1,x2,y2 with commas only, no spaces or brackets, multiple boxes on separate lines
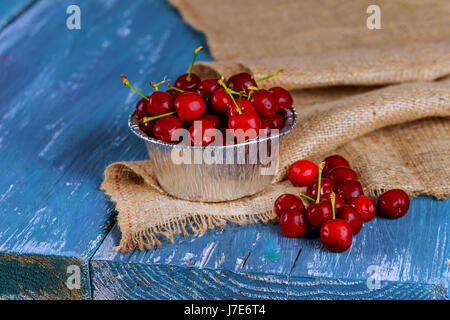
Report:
275,155,410,252
122,46,293,146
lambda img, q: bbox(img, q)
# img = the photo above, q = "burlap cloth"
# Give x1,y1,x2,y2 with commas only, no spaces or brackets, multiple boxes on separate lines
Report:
102,0,450,252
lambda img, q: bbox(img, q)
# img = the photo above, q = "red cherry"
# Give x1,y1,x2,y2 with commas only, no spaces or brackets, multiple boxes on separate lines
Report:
211,88,233,114
139,120,154,134
228,111,261,141
288,160,319,186
226,72,257,94
322,155,350,177
226,99,255,118
197,79,220,95
327,166,358,185
268,87,293,113
174,73,201,91
306,200,332,229
378,189,410,219
320,219,353,252
166,89,181,99
195,88,211,103
348,196,376,222
321,193,345,210
174,92,206,122
250,89,279,117
306,178,334,200
200,114,222,128
152,115,184,143
260,118,272,136
334,180,364,203
148,91,174,116
136,97,150,118
280,208,309,238
274,194,305,217
188,119,216,146
336,205,363,235
263,113,284,130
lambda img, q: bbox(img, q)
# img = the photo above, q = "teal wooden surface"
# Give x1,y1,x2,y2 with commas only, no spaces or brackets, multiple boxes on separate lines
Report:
91,197,449,300
0,0,209,299
0,0,36,30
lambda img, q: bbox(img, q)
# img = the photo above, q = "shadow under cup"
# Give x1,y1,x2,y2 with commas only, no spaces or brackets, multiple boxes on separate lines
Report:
129,108,297,202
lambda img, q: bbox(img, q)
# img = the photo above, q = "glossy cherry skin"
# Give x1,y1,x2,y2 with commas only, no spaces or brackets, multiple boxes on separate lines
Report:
188,119,216,146
136,97,150,118
264,113,284,129
147,91,174,116
226,72,257,94
152,115,184,143
139,120,154,134
197,79,220,95
200,114,222,128
334,180,364,203
322,155,351,177
174,92,206,122
228,111,261,141
196,88,210,103
337,205,363,235
306,178,334,201
174,73,201,91
250,89,279,117
280,208,309,238
320,219,353,252
274,194,305,217
288,160,319,187
268,87,293,113
226,99,255,118
321,193,345,210
378,189,410,219
166,89,181,99
327,166,358,185
348,196,376,222
211,88,233,114
306,200,332,229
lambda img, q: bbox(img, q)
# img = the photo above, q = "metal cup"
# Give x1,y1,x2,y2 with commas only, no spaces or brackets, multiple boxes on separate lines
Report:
129,108,297,202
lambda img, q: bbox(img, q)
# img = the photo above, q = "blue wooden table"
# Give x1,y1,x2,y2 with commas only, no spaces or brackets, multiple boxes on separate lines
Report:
0,0,448,300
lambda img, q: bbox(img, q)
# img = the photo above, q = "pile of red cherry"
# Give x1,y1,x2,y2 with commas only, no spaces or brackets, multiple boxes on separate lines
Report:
122,46,292,146
275,155,410,252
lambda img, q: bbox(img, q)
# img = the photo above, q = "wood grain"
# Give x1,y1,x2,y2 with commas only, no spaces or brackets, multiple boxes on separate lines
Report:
92,197,449,300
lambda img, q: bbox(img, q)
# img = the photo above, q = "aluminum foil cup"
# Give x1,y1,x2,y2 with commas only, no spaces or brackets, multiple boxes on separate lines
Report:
129,108,297,202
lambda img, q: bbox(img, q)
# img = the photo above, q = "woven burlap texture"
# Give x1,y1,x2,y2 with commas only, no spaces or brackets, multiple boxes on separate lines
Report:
102,0,450,252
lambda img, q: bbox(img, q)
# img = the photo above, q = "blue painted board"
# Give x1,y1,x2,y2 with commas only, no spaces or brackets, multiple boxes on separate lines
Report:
91,197,449,300
0,0,36,30
0,0,211,299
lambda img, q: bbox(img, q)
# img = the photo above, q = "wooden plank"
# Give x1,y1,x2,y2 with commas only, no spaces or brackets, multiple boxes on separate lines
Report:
91,197,449,300
0,0,211,299
0,0,36,31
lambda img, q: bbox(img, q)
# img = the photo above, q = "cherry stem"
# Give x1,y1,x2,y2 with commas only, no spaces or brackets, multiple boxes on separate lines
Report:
330,192,336,220
121,74,149,101
255,70,283,83
167,83,185,93
187,46,203,82
316,162,325,204
299,194,315,202
218,75,241,114
150,79,167,92
140,111,177,123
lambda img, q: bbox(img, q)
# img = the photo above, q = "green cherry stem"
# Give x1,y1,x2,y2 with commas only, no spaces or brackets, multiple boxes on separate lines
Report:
186,46,203,82
140,111,177,123
121,74,149,101
299,194,315,202
330,192,336,220
316,162,325,204
150,79,167,92
218,75,241,114
167,83,185,93
255,70,283,83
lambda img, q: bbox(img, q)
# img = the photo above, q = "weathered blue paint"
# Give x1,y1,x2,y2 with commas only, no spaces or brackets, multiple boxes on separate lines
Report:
0,0,211,299
0,0,36,31
91,197,449,300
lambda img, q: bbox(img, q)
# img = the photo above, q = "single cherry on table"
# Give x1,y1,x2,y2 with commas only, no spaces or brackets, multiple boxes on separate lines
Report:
327,166,358,185
378,189,410,219
334,180,364,203
336,205,363,235
322,154,350,177
348,195,376,222
307,200,332,229
280,208,309,238
306,178,334,200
